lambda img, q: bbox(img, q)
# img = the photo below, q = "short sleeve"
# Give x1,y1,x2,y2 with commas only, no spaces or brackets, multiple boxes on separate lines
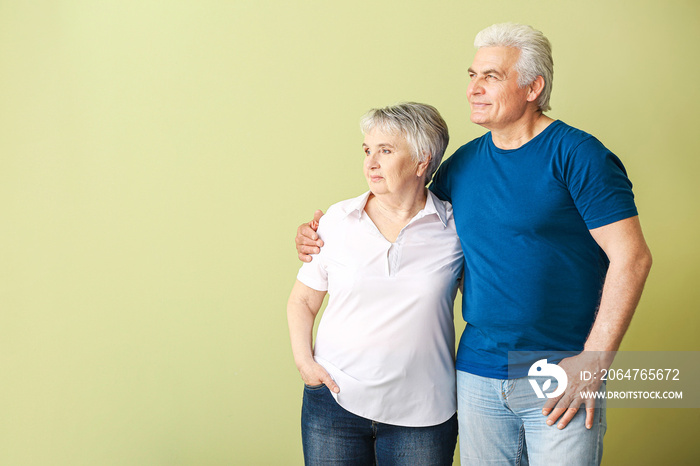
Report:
564,137,638,230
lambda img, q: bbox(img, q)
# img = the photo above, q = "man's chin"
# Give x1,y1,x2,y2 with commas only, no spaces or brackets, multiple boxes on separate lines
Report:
470,115,489,126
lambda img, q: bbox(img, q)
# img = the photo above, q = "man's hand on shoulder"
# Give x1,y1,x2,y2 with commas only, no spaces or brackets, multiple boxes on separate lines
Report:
296,210,325,262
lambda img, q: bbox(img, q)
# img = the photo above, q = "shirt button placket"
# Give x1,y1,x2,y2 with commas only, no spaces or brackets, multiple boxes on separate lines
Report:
386,244,394,276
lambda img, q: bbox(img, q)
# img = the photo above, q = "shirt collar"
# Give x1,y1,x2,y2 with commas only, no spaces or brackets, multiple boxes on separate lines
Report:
341,190,448,228
341,191,372,219
424,190,449,228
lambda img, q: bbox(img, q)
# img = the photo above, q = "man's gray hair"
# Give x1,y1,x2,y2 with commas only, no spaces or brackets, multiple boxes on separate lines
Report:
360,102,449,185
474,23,553,112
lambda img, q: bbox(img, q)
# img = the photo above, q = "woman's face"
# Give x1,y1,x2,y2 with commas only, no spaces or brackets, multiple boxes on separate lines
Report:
362,128,426,197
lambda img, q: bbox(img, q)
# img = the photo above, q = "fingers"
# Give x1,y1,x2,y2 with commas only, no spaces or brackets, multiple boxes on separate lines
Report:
585,399,596,429
544,395,588,429
297,242,321,253
297,245,320,263
545,405,567,426
539,354,603,430
295,223,324,261
543,392,571,426
294,211,326,262
321,373,340,394
301,364,340,394
297,224,322,244
552,407,578,429
541,397,557,415
584,407,594,430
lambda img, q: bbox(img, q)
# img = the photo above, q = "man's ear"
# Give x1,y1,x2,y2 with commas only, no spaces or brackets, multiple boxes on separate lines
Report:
527,75,546,103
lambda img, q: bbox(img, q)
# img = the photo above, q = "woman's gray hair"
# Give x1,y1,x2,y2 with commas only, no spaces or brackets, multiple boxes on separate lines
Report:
474,23,553,112
360,102,449,185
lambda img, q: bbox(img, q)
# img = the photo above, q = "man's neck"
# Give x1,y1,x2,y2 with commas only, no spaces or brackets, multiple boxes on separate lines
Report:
490,113,554,150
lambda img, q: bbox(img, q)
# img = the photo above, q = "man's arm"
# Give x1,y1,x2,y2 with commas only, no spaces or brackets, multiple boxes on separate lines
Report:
543,215,652,429
296,210,325,262
584,216,653,351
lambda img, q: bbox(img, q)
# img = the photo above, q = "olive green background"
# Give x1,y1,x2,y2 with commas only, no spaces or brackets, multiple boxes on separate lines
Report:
1,1,698,464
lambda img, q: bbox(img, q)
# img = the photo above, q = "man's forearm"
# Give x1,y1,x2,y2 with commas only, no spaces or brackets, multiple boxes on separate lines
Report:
583,251,652,354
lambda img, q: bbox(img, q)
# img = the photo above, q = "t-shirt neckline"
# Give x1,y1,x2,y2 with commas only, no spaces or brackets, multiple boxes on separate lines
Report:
487,119,562,154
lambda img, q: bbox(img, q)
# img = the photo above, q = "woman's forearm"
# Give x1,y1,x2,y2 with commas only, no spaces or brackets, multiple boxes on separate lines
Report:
287,280,326,370
288,302,316,369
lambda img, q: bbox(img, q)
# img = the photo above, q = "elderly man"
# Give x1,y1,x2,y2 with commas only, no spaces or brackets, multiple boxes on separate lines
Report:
296,23,651,465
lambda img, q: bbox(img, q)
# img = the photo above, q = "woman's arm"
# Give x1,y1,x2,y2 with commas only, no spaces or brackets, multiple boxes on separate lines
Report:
287,280,340,393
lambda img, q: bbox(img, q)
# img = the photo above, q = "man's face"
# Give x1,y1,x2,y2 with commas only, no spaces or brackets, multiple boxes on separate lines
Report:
467,46,532,131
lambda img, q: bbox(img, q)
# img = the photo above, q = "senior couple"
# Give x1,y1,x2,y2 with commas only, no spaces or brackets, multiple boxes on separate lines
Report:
287,23,652,466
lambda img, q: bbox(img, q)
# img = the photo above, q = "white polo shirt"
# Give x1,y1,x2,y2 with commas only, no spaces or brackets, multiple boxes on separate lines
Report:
297,190,463,427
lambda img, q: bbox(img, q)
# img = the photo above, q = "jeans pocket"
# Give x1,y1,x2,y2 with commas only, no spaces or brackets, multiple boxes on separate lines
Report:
304,383,325,390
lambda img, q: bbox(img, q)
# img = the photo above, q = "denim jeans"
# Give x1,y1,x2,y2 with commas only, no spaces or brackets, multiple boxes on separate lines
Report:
301,383,458,465
457,370,606,466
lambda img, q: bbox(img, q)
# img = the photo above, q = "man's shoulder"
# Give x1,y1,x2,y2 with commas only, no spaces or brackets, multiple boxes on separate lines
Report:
453,131,491,156
430,133,490,197
544,120,599,149
439,132,490,171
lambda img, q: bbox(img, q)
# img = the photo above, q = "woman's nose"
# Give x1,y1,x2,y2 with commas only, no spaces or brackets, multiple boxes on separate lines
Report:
365,153,379,168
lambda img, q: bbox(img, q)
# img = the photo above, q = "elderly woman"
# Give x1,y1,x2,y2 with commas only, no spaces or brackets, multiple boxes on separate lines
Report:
287,102,463,465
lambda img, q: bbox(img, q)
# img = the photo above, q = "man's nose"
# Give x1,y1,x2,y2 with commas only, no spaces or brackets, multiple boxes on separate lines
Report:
467,77,483,97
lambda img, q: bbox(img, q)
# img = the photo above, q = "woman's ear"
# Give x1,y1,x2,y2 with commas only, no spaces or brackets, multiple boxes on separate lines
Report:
417,154,432,178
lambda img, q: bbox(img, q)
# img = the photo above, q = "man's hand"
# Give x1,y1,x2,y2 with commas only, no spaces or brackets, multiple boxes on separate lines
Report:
541,351,613,430
297,360,340,393
296,210,324,262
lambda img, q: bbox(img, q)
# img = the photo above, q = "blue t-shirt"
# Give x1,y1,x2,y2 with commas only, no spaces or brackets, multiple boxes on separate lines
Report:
430,120,638,378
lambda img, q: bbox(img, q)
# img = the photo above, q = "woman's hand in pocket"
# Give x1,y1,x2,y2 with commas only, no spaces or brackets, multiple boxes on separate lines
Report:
298,361,340,393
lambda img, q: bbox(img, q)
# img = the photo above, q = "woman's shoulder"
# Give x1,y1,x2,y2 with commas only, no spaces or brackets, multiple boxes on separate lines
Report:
320,191,371,225
313,192,371,243
427,191,455,223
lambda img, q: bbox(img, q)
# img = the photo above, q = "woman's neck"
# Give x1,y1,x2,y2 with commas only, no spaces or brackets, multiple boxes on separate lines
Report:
365,186,428,243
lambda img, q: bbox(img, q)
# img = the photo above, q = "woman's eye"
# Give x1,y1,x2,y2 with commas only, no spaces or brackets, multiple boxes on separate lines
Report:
382,149,391,154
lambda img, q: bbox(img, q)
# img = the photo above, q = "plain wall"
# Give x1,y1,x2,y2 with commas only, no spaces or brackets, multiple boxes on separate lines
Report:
1,0,698,464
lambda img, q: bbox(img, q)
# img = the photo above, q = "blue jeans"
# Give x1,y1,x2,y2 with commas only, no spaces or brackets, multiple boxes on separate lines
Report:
301,384,458,465
457,371,606,465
